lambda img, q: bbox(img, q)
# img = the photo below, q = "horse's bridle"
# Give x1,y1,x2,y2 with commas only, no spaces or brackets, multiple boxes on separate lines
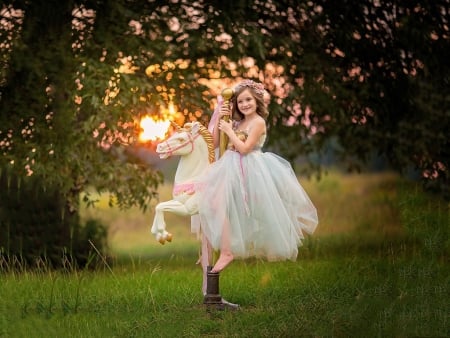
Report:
159,130,200,158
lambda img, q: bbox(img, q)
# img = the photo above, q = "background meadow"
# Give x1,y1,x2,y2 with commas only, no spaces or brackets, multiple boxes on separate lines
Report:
1,170,449,337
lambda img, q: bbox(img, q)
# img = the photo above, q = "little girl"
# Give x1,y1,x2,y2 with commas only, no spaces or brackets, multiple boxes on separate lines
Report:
197,79,318,273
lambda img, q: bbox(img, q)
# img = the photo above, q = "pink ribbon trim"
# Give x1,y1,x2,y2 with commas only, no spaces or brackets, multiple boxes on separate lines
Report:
173,182,196,196
208,95,224,134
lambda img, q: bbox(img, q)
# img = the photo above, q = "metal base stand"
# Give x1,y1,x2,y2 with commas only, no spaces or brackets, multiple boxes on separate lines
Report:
203,266,239,311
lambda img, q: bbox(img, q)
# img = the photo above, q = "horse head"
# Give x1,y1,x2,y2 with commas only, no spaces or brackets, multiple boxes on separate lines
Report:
156,122,199,159
156,121,214,163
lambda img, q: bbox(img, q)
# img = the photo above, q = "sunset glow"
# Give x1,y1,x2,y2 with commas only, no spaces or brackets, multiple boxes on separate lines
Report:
139,116,171,142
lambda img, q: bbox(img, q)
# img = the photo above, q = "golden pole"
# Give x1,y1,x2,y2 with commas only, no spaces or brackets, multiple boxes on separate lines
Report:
204,87,240,310
219,88,234,157
213,88,234,280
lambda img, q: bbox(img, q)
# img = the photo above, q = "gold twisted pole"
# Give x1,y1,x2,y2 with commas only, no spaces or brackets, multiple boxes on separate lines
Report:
204,87,240,310
213,87,234,270
219,88,234,157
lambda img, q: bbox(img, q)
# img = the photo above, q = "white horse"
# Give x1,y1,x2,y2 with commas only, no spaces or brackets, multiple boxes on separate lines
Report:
151,121,215,242
151,121,215,294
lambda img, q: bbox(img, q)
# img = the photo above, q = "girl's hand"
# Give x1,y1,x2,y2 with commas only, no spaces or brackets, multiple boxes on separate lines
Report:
219,102,231,117
218,119,233,135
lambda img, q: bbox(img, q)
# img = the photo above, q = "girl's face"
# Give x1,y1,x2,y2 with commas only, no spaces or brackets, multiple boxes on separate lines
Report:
236,89,257,116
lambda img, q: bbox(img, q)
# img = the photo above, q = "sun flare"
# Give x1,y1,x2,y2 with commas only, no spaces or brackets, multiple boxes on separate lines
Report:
139,116,171,142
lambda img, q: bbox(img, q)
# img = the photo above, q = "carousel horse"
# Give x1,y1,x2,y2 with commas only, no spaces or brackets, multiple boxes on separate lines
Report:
151,121,215,294
151,121,215,242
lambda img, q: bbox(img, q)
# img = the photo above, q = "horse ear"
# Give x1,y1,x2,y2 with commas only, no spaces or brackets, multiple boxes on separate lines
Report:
190,121,200,134
171,120,182,131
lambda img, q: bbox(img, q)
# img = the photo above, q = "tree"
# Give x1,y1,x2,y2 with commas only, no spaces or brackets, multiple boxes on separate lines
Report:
1,0,448,266
283,0,449,196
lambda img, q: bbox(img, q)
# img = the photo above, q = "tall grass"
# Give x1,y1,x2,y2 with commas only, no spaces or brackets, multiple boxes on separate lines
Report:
1,171,448,337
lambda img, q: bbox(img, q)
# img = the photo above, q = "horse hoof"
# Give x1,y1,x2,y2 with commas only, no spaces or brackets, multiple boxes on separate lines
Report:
156,233,166,245
166,233,173,242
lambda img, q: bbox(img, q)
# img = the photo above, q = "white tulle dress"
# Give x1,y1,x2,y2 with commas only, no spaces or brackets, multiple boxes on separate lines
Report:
196,130,318,262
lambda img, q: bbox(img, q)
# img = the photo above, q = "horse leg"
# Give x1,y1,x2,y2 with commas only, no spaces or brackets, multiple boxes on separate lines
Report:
151,199,192,244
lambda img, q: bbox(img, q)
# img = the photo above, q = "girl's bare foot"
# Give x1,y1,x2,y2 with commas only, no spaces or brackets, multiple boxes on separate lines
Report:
211,252,234,273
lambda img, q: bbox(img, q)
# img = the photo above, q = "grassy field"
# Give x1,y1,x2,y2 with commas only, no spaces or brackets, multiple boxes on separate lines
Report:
1,171,449,337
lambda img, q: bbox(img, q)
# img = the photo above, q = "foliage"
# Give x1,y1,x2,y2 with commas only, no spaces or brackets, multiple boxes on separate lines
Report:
296,0,450,195
0,170,109,269
1,0,449,209
241,1,449,195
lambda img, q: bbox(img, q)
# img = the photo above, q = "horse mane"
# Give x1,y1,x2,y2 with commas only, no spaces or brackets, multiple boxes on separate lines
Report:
182,122,215,164
197,124,215,164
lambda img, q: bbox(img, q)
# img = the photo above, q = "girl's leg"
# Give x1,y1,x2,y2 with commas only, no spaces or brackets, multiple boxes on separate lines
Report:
211,218,234,273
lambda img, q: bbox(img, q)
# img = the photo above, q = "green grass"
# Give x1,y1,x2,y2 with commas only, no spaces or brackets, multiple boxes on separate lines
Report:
1,171,449,337
2,257,448,337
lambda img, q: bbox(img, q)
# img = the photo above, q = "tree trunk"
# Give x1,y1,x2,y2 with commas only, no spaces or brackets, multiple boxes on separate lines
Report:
0,172,79,268
0,1,104,269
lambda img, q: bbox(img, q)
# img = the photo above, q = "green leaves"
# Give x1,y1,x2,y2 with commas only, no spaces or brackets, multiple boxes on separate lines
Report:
1,0,448,207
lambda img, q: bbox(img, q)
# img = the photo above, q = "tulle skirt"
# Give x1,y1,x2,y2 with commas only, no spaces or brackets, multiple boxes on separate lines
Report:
196,149,318,261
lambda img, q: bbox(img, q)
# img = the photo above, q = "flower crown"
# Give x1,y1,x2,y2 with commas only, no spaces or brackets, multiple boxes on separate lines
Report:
234,80,267,98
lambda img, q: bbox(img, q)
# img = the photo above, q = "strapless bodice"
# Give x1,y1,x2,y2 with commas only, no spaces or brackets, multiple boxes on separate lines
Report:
227,126,266,151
